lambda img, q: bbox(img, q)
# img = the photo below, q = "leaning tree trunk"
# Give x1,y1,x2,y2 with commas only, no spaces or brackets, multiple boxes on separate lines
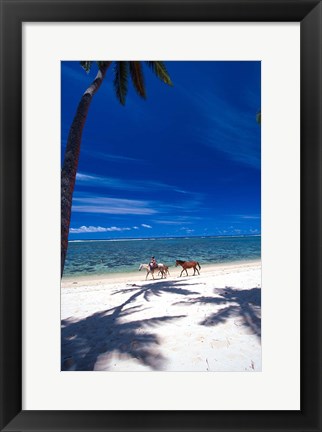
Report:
61,62,111,277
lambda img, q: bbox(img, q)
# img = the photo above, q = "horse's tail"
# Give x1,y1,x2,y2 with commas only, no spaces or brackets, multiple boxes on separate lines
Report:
197,262,201,270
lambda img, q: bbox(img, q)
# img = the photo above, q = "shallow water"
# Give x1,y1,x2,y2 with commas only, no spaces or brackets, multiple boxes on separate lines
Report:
63,235,261,278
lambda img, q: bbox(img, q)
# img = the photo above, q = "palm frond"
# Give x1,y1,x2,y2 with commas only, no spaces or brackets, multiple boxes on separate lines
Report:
113,62,129,105
256,111,261,125
80,61,93,73
96,61,111,71
145,61,173,86
129,62,146,99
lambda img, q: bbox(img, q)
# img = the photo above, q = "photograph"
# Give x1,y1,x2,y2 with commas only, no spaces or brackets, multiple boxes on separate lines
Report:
61,60,262,372
1,0,321,428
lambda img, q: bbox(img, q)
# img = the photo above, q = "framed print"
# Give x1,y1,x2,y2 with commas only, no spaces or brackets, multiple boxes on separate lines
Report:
0,0,321,431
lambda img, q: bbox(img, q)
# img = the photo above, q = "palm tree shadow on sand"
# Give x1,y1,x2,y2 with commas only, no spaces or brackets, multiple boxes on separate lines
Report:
61,279,200,371
174,286,261,339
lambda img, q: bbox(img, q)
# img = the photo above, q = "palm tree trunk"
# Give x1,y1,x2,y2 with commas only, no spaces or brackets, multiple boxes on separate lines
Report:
61,62,111,277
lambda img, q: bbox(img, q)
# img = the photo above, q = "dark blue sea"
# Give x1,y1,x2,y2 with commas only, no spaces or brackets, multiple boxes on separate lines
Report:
63,235,261,278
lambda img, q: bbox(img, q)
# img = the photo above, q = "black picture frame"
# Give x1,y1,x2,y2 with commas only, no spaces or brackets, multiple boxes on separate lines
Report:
0,1,321,431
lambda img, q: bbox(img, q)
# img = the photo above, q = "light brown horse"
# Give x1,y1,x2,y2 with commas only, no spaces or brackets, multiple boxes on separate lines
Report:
159,264,170,277
175,260,201,277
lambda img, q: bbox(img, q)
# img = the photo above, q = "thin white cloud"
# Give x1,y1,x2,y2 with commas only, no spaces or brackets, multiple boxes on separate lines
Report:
179,227,195,234
83,149,142,164
76,173,139,191
72,197,158,215
154,220,186,225
249,228,260,234
153,215,199,225
76,172,191,194
70,225,131,234
238,215,260,220
178,84,260,169
76,173,96,181
141,224,152,229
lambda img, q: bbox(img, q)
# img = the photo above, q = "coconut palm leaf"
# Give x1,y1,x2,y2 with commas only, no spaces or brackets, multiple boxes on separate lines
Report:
129,61,146,99
80,61,93,73
97,61,109,70
81,61,111,73
145,61,173,86
113,62,129,105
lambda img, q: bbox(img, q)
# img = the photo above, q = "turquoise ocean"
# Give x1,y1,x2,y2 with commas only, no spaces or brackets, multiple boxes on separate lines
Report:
63,235,261,278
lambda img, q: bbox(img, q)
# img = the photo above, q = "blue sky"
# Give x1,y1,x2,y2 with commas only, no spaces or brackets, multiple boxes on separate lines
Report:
61,61,261,239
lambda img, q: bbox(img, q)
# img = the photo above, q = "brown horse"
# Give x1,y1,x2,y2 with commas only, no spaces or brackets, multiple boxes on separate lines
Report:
175,260,201,277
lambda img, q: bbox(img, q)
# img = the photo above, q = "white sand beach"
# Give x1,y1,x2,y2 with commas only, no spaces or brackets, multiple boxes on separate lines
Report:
61,260,261,372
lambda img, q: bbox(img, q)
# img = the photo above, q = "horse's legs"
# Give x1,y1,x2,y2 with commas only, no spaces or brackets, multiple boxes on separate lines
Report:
180,268,184,277
192,266,199,275
181,268,188,277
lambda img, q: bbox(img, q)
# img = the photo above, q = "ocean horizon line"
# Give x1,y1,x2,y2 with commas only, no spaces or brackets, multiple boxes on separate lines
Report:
69,233,261,243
